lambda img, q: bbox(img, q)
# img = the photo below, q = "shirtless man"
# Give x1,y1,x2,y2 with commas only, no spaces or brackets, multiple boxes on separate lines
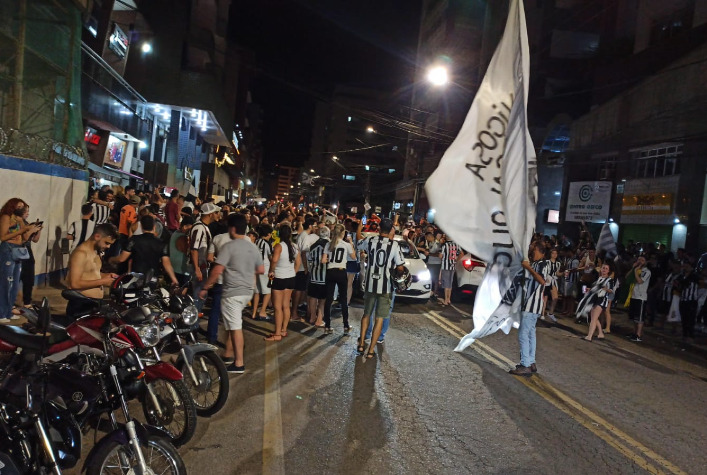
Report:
66,223,119,316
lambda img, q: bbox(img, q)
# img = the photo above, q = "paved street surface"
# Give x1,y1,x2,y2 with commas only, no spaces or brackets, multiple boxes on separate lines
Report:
35,287,707,475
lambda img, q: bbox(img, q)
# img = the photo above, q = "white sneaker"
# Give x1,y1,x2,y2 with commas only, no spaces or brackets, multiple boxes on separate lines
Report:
549,314,557,323
0,318,10,324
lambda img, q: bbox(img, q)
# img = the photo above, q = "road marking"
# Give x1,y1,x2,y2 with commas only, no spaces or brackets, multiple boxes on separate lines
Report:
421,309,687,475
449,303,472,317
263,342,284,475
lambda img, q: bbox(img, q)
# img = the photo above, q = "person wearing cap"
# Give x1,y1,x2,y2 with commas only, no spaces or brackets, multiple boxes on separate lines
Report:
190,202,220,313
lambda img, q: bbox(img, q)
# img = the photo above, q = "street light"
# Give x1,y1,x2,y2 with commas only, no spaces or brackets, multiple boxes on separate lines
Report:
366,126,376,133
427,65,449,86
141,42,152,54
310,169,315,173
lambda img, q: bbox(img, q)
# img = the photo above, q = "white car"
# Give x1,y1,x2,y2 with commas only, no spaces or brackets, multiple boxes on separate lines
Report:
453,252,486,302
357,234,432,301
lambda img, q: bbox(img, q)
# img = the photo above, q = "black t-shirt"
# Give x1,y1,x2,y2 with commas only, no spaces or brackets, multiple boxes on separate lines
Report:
125,233,169,275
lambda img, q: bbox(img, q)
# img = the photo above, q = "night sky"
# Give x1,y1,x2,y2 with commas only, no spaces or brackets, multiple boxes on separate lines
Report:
229,0,422,167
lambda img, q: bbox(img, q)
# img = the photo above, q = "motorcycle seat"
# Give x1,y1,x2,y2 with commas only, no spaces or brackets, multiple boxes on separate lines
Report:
0,325,50,352
61,289,100,304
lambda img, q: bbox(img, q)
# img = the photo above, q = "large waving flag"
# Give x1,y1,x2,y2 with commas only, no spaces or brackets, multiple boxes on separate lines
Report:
596,223,618,260
424,0,537,351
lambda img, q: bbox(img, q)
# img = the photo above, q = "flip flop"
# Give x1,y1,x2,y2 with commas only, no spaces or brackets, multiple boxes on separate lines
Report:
581,337,592,342
264,334,282,341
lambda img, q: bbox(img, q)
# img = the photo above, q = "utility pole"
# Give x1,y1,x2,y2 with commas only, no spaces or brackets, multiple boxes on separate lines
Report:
12,0,26,129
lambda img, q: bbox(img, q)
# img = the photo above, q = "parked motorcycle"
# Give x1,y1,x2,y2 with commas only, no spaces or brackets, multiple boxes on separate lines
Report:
112,274,230,417
0,298,187,475
20,287,198,447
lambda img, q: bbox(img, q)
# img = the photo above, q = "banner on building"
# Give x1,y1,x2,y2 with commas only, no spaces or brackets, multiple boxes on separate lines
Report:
565,181,611,223
622,193,673,215
424,0,537,351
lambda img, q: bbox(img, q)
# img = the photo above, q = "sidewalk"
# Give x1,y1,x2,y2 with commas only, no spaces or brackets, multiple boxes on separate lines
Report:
548,306,707,364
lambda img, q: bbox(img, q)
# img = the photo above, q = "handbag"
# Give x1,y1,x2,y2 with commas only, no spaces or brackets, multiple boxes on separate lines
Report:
11,246,30,260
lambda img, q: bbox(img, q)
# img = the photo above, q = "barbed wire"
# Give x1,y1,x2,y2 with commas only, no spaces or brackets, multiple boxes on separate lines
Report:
0,127,87,170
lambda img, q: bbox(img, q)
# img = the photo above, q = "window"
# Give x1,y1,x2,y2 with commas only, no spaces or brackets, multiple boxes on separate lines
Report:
595,154,617,180
631,144,682,178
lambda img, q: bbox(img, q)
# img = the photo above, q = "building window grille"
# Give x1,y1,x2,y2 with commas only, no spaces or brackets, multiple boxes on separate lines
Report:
631,144,682,178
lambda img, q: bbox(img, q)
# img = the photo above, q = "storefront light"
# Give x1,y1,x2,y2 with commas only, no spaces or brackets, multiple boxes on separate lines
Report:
138,141,147,149
674,217,681,224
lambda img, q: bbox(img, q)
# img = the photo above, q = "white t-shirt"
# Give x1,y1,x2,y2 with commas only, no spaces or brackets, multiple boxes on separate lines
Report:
631,267,652,301
296,231,319,272
324,240,354,270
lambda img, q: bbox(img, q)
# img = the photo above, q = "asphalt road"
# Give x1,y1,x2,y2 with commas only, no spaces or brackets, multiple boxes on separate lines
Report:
173,298,707,475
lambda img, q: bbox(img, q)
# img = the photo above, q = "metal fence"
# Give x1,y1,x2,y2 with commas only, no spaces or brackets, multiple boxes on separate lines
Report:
0,126,86,169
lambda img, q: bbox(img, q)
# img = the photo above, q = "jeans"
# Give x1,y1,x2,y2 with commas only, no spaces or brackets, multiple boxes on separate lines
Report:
192,271,208,312
0,242,23,319
207,284,223,342
324,269,349,329
518,311,539,367
365,291,395,341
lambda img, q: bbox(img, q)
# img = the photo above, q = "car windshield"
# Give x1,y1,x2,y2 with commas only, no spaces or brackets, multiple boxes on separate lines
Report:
396,239,419,259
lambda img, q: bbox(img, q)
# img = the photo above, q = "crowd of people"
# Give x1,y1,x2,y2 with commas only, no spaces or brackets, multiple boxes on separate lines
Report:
506,231,707,376
3,186,706,377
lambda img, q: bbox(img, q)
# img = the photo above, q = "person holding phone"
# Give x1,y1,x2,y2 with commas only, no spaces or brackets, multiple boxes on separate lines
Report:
19,204,42,307
0,198,41,322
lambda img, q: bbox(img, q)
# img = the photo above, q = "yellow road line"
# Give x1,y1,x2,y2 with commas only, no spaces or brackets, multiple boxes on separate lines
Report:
421,309,687,475
263,342,284,475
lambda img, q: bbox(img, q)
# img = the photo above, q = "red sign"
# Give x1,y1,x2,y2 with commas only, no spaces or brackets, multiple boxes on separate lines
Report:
84,127,101,145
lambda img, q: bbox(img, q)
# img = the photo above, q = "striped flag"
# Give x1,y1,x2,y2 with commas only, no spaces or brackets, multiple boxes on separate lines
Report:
596,223,617,259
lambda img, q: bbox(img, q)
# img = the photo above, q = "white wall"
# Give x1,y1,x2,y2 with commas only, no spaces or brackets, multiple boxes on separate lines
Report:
0,155,88,283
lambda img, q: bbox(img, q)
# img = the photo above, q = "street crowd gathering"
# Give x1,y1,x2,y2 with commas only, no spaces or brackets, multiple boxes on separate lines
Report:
2,187,706,379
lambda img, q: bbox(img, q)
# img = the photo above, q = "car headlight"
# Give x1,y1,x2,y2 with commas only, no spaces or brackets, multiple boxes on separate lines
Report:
181,305,199,326
137,324,160,347
417,270,431,282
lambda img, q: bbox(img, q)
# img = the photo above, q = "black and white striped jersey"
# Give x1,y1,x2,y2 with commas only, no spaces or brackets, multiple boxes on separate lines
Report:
662,272,677,301
307,238,329,284
679,272,700,301
502,260,549,315
593,276,619,308
91,202,112,225
357,235,405,294
563,256,580,283
441,241,459,271
256,238,273,271
545,260,561,288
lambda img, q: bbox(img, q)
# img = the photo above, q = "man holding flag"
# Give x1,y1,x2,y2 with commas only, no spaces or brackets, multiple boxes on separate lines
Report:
425,0,538,356
506,241,548,376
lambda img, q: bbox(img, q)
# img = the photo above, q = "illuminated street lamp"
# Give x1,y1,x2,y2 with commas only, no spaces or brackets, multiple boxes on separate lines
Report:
427,65,449,86
141,42,152,54
366,126,376,133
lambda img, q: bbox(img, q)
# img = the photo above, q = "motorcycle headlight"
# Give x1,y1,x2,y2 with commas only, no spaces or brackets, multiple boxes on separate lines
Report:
417,270,431,282
181,305,199,326
137,324,160,347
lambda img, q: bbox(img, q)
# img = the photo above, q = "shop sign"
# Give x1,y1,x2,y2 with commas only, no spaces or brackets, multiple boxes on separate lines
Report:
622,193,673,215
565,181,611,223
108,24,129,58
104,135,127,168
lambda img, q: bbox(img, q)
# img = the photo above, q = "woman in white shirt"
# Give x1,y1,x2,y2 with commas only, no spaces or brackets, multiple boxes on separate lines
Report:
266,223,301,341
322,224,356,334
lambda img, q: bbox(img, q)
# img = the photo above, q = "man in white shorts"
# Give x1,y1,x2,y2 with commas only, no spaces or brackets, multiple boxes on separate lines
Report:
199,214,264,373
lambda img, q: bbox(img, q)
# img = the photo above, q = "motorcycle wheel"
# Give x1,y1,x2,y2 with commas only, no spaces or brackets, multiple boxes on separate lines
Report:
177,351,229,417
85,435,186,475
141,379,197,447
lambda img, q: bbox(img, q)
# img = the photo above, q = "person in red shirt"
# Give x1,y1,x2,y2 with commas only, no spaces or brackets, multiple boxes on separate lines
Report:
165,189,181,232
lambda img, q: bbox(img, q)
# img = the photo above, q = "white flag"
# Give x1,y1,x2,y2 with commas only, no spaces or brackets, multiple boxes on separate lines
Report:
596,223,617,259
424,0,537,351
